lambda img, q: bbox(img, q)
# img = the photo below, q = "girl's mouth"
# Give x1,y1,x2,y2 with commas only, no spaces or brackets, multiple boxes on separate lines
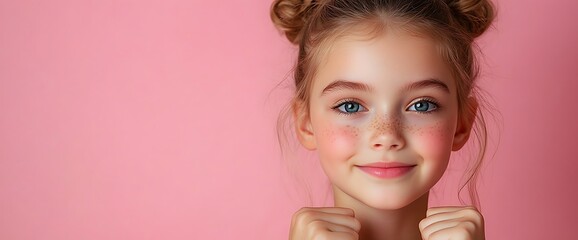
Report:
355,162,417,179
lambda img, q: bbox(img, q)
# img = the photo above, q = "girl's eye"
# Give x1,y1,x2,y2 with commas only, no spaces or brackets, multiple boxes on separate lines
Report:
407,99,438,113
334,101,366,115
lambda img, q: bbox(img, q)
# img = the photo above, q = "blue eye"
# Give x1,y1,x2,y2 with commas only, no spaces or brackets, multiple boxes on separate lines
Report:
334,101,366,115
407,99,439,113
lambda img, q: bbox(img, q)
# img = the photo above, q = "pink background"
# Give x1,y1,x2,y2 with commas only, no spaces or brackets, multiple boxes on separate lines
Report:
1,0,577,239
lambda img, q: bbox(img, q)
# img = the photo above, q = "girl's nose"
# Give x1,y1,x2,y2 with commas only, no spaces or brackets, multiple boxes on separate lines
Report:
369,115,406,151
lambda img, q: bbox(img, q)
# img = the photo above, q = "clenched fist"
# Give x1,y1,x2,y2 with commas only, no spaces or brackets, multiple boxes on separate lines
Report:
419,206,485,240
289,207,361,240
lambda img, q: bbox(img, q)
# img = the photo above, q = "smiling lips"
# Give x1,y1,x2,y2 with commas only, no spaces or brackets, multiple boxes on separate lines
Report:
356,162,417,179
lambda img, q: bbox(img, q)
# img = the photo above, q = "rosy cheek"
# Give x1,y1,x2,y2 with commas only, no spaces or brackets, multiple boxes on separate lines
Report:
318,125,360,163
411,122,454,161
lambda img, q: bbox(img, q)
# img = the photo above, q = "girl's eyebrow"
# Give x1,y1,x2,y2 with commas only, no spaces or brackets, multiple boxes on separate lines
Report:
404,78,450,94
320,80,374,96
320,78,450,97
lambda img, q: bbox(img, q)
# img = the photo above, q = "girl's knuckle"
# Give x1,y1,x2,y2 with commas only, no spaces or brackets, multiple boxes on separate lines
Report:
308,220,325,230
460,208,482,219
293,209,315,226
312,231,329,240
459,220,477,231
352,218,361,231
418,219,428,230
304,210,317,219
429,230,444,240
456,227,474,238
296,207,311,215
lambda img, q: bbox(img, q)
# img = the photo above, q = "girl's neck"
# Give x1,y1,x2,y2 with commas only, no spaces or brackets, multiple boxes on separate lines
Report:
332,185,428,240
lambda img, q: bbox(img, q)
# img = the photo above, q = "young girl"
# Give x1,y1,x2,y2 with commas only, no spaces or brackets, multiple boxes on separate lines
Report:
271,0,496,239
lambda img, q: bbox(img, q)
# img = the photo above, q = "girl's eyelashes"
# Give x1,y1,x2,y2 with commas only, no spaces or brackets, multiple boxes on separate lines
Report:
406,97,441,114
332,99,367,116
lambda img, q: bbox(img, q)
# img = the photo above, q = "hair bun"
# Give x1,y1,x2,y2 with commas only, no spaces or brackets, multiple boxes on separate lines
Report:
446,0,496,38
270,0,317,45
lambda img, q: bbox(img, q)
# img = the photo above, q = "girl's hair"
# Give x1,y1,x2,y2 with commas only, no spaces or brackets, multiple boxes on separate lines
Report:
270,0,497,210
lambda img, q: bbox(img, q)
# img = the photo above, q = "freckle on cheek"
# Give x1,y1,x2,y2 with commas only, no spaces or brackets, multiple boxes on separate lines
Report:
403,122,450,138
402,123,418,135
419,122,455,154
427,122,452,137
367,115,451,139
344,125,359,137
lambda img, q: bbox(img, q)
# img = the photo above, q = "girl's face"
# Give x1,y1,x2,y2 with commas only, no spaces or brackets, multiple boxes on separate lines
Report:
297,28,472,210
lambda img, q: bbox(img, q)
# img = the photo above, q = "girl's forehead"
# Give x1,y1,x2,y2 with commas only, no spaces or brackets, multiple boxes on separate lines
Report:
313,30,454,94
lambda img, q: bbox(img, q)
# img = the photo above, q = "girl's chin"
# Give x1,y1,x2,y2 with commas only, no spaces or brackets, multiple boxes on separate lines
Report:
361,199,414,210
355,191,428,210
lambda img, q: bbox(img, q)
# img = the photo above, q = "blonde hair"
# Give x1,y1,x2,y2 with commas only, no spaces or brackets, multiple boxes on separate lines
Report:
270,0,497,210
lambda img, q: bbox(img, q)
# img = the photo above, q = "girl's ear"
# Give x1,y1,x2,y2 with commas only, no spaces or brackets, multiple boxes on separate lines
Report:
452,96,478,151
292,99,317,150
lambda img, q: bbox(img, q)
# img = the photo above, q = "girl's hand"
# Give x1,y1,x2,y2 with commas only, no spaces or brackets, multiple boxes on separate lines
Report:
289,207,361,240
419,206,485,240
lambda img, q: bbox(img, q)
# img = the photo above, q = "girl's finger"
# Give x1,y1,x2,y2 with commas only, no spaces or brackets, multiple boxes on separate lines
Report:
427,225,475,240
426,206,476,217
309,220,359,236
419,210,463,231
314,231,359,240
419,218,460,239
298,207,355,216
308,211,361,232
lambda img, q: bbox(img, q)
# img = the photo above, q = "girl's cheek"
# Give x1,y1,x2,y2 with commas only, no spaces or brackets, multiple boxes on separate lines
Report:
412,122,454,161
317,124,360,163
